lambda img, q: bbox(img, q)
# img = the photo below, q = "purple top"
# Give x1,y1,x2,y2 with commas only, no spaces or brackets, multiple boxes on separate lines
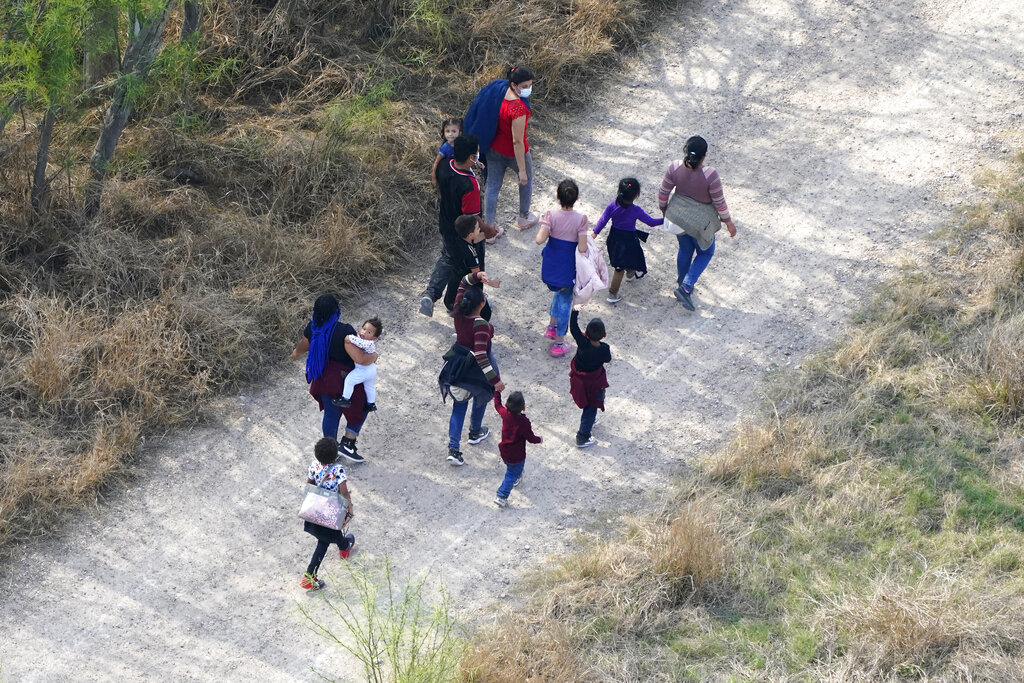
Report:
593,201,664,234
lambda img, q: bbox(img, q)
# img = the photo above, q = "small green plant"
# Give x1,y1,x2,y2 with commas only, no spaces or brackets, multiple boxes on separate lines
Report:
301,557,462,683
321,78,398,143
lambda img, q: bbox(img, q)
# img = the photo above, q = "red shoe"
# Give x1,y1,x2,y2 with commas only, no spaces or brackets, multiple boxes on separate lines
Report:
300,573,325,591
339,534,356,559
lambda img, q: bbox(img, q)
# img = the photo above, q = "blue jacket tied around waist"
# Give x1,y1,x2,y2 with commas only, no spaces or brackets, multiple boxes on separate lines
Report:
541,236,577,290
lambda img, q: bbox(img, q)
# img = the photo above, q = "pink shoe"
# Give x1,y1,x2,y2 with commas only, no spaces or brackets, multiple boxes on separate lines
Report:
544,324,557,339
486,224,505,245
549,341,570,357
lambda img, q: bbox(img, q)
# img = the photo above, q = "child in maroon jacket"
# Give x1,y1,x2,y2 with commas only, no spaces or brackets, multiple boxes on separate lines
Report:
492,390,542,507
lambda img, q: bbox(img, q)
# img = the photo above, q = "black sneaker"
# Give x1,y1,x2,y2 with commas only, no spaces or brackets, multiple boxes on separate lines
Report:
332,396,352,408
339,448,365,463
467,426,490,445
674,286,695,311
419,296,434,317
576,435,596,448
447,448,465,466
339,437,364,463
364,402,377,412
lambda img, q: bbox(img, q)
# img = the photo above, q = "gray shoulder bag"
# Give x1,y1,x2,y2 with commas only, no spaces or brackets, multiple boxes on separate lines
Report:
665,193,721,250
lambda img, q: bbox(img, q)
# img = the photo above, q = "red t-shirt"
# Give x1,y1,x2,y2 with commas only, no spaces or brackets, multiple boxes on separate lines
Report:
489,98,530,158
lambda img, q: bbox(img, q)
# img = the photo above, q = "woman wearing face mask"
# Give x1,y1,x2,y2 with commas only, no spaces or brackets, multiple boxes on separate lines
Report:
464,65,538,235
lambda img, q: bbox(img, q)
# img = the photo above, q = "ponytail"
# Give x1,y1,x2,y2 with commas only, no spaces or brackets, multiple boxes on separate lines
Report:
507,65,535,85
616,177,640,206
683,135,709,170
456,285,485,317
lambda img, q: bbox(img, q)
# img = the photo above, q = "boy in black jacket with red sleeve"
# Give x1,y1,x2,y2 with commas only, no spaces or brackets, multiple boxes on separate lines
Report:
492,391,541,507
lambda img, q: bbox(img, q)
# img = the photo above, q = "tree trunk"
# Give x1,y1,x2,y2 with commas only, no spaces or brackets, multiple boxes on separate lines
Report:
181,0,201,43
84,1,177,219
84,0,120,88
30,107,56,213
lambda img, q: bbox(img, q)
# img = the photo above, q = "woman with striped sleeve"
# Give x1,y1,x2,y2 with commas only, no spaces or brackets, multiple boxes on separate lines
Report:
658,136,738,311
445,271,505,466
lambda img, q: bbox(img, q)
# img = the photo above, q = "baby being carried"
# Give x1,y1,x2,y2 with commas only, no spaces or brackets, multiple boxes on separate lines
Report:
333,317,382,412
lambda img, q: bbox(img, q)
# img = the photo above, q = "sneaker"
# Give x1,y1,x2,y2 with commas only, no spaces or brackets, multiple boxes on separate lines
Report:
544,324,557,340
516,212,539,229
494,496,510,508
338,534,356,560
513,475,523,488
674,286,695,311
625,270,636,281
467,426,490,445
550,341,570,358
364,402,377,412
447,448,465,466
606,292,622,304
300,573,325,591
419,296,434,317
339,448,365,464
576,435,596,448
486,224,505,245
332,396,352,408
339,437,365,463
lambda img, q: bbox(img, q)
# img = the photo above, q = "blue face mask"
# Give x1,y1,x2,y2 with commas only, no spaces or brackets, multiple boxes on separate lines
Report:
518,85,532,98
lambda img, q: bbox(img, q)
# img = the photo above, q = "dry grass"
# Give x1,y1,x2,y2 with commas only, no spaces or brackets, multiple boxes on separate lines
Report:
824,571,1024,679
459,501,728,679
463,155,1024,679
706,417,830,495
459,617,587,682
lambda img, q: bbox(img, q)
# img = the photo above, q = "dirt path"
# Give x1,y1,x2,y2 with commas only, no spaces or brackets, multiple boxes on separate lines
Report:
3,0,1023,679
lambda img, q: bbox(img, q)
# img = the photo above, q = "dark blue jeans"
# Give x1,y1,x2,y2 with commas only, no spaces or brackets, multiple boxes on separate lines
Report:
676,234,715,290
577,389,605,439
321,394,364,440
497,460,525,499
448,390,489,450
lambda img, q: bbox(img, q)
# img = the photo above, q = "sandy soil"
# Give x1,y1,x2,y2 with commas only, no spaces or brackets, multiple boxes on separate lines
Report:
2,0,1023,680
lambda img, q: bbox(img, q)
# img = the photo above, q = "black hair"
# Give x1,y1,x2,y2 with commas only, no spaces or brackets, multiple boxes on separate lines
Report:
616,177,640,206
362,316,382,337
440,117,463,138
585,317,606,341
456,284,486,317
684,135,708,170
455,214,479,239
315,437,339,465
507,65,535,85
453,134,479,163
556,178,579,208
313,293,340,327
506,391,525,414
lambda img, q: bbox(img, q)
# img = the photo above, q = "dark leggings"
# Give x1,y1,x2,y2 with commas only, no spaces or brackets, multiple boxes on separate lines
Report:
304,522,352,576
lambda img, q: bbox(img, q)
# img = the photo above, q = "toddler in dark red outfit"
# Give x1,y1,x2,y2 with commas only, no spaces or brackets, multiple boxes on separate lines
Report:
492,390,542,507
